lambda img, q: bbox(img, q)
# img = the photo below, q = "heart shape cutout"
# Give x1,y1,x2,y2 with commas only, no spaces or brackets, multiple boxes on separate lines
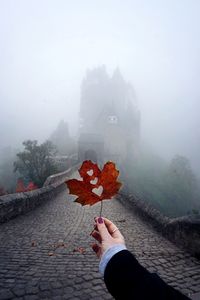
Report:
90,177,98,185
87,169,94,176
66,160,122,206
92,186,103,197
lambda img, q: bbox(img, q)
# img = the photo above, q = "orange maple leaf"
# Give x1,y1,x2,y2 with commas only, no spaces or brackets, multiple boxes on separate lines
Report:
16,179,38,193
16,179,26,193
66,160,122,206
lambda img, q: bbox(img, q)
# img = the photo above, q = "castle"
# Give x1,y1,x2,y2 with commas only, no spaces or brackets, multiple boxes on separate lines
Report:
78,66,140,165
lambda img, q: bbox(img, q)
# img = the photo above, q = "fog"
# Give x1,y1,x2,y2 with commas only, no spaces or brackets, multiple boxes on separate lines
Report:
0,0,200,176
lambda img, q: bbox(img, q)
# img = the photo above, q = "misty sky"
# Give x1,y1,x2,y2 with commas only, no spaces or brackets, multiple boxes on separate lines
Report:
0,0,200,173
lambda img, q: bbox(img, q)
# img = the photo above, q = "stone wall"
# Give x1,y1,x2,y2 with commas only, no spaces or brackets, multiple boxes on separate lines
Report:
43,163,79,186
117,192,200,258
0,164,79,224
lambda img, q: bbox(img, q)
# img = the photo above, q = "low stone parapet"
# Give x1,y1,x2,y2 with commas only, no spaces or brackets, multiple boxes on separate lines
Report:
0,163,79,224
0,183,64,224
118,192,200,258
43,163,79,186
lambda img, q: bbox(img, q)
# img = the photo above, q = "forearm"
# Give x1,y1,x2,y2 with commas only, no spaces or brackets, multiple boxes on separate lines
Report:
103,249,190,300
99,244,127,275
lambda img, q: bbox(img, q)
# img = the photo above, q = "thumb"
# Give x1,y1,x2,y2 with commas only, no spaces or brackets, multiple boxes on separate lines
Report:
96,217,110,240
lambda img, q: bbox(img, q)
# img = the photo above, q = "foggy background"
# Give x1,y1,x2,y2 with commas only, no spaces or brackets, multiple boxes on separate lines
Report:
0,0,200,193
1,0,200,172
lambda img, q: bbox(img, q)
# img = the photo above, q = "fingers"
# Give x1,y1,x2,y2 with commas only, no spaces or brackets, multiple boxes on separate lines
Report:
101,217,123,239
103,217,118,233
95,217,116,232
91,243,101,258
91,218,125,259
89,223,98,236
95,217,110,240
91,230,101,243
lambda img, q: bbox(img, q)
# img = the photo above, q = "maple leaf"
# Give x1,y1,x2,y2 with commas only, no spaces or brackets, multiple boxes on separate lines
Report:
73,247,86,254
16,179,26,193
16,179,38,193
66,160,122,206
26,182,38,191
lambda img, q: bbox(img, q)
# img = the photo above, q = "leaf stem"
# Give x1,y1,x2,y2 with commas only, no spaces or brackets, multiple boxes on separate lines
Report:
100,200,103,217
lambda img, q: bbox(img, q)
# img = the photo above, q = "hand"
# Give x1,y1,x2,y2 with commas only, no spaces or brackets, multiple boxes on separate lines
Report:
91,217,125,259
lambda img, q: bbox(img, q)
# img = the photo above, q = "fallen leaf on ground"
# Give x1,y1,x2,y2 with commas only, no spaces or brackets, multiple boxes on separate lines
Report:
73,247,86,254
50,241,67,249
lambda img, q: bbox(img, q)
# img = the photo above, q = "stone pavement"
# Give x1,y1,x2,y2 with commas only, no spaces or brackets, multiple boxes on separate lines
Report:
0,181,200,299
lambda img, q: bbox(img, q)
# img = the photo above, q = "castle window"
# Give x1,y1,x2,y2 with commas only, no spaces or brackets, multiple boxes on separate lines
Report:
108,115,118,124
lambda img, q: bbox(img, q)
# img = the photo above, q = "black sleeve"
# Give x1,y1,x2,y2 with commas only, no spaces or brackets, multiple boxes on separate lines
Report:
104,250,190,300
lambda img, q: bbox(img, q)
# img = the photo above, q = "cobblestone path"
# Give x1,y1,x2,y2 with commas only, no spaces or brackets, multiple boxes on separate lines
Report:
0,179,200,299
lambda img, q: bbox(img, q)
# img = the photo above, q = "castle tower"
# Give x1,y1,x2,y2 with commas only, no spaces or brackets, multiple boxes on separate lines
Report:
78,66,140,164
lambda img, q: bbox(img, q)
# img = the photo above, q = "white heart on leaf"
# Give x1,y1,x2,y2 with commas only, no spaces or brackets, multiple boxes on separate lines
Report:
92,186,103,196
90,177,98,185
87,169,93,176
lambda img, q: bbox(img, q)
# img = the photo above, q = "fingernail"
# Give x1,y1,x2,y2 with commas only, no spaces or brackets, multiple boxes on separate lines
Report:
93,246,99,252
98,217,104,224
92,245,99,253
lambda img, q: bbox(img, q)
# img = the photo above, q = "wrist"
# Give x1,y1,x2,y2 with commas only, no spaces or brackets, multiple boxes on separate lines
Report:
99,244,127,276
